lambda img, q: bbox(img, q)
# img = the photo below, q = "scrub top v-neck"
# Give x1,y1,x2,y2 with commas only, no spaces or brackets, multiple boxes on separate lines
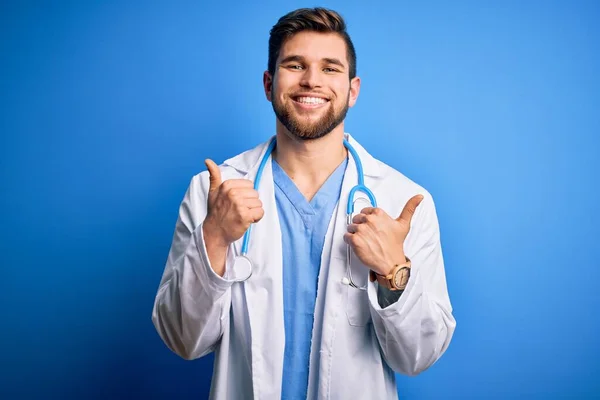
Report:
272,157,348,400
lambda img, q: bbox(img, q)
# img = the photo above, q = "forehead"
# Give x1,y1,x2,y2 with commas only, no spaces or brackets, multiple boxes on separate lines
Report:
278,31,348,66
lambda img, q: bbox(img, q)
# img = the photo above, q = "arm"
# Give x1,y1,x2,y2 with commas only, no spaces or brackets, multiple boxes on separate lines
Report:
367,193,456,375
151,173,235,360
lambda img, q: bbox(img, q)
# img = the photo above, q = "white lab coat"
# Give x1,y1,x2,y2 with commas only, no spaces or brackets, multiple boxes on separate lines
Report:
152,134,456,399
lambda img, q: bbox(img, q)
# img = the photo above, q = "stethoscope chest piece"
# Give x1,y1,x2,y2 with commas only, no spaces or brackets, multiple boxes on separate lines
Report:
232,255,253,282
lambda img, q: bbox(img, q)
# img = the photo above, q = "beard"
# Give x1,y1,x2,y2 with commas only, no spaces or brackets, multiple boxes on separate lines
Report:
272,91,350,141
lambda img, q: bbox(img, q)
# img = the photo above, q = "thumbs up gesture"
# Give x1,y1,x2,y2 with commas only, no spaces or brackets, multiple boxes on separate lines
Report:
343,195,424,276
202,159,265,248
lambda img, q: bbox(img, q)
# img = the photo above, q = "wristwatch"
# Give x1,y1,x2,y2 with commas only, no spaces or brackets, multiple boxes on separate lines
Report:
369,257,411,291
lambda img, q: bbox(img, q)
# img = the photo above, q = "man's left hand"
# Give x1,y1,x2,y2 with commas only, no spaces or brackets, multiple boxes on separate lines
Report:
344,194,424,276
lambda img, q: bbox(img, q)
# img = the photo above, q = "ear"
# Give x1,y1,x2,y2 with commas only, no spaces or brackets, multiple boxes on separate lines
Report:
348,76,361,108
263,71,273,102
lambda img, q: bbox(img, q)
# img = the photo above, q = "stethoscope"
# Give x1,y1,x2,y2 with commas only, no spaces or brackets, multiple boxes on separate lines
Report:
230,136,376,291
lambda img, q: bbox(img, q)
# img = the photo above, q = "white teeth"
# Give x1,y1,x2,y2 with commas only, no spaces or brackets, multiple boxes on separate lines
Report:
296,96,326,104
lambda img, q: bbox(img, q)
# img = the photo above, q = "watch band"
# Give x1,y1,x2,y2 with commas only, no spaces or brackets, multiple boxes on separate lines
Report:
369,257,411,291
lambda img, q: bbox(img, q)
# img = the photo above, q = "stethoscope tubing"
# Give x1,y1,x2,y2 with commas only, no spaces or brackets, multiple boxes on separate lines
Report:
238,136,377,285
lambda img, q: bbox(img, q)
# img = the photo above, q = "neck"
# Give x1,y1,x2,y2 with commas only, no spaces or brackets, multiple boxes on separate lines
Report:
273,124,347,201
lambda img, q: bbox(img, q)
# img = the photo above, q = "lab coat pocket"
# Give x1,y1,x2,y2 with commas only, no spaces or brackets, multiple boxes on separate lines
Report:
345,286,371,326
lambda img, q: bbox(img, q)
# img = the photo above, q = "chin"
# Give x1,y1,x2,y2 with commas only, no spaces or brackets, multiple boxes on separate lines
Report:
289,124,336,141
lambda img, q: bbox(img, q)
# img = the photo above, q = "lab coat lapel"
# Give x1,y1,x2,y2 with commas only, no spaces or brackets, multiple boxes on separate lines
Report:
226,137,285,399
308,133,381,398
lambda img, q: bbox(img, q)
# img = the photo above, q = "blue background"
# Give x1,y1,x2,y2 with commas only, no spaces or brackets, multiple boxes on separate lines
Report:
1,1,599,398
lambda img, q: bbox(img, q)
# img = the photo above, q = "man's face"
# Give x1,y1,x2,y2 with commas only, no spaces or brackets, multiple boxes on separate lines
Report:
264,31,360,141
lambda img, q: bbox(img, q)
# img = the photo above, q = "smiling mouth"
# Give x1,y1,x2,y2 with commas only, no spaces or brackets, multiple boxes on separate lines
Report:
291,95,330,108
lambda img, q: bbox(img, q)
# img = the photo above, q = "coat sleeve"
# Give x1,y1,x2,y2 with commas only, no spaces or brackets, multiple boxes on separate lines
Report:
367,192,456,376
152,172,235,360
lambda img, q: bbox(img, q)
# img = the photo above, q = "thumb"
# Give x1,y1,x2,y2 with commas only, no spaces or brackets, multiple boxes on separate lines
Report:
204,159,222,192
396,194,425,224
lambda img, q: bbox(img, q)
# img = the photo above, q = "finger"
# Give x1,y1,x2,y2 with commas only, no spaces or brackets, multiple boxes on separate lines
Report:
351,213,368,224
361,207,384,216
396,194,425,224
344,232,363,248
221,179,254,190
343,232,352,245
248,207,265,223
229,188,260,199
205,159,222,192
244,198,263,209
361,207,377,215
346,223,360,234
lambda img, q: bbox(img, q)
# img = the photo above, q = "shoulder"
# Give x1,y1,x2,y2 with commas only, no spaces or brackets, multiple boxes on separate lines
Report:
348,133,432,204
374,158,432,201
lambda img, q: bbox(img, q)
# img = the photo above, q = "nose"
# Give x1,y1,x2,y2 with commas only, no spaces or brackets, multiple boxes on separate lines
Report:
299,66,322,89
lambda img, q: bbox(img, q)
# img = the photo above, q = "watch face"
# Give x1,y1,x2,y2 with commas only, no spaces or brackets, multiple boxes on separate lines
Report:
394,268,409,289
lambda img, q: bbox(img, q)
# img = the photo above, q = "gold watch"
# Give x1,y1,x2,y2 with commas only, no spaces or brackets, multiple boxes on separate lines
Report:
370,257,411,291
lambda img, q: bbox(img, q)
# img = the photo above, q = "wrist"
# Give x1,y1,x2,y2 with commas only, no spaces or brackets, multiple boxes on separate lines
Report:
381,253,408,275
202,219,229,277
370,257,411,291
203,217,230,249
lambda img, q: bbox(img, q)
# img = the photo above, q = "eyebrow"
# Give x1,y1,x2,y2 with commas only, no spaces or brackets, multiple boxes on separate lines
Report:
322,57,345,69
279,55,346,69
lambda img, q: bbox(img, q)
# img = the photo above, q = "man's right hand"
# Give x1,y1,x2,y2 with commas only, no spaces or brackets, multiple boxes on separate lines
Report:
202,159,264,276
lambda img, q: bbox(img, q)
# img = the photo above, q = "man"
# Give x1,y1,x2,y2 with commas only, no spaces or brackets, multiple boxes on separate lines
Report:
152,7,455,399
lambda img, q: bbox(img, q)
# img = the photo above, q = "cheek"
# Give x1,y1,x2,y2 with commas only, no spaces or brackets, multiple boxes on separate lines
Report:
332,82,351,101
274,73,296,93
270,84,286,104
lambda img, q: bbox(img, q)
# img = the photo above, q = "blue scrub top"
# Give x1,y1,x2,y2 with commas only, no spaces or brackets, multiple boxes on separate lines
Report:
272,157,348,400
